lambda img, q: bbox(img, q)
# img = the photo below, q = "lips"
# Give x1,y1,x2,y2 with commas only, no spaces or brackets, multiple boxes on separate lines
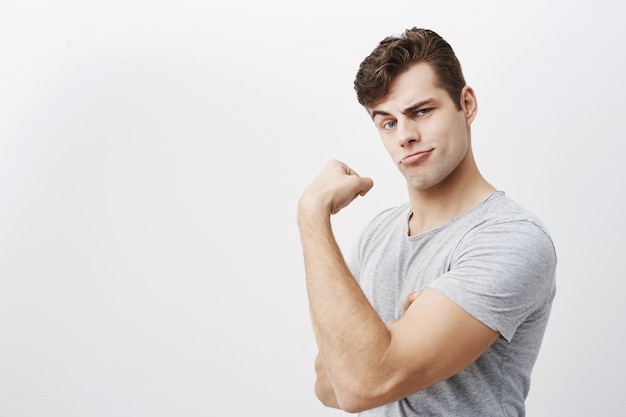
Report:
400,149,433,165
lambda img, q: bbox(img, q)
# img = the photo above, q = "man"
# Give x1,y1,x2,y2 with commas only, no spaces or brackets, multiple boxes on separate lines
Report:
297,28,557,416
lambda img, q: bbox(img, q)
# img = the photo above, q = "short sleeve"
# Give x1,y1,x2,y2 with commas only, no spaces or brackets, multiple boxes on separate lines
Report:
429,220,557,341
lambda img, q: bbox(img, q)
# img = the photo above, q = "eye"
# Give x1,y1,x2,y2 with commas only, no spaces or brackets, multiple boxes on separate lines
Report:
382,120,397,129
414,108,431,117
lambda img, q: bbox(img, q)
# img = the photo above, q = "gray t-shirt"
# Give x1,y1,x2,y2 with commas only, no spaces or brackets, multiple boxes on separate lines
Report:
348,191,557,417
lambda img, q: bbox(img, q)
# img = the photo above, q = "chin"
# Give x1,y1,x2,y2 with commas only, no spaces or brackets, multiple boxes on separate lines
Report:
406,178,435,192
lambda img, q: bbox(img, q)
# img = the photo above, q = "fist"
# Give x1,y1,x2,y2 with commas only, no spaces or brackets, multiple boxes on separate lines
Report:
299,160,374,216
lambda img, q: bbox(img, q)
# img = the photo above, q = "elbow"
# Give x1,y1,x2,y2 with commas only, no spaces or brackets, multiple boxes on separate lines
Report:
313,376,383,413
313,356,382,411
332,367,428,413
313,371,375,412
336,397,368,414
332,377,387,414
314,379,338,409
335,391,375,414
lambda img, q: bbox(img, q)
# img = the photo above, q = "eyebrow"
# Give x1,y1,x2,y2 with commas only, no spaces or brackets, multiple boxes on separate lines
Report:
370,98,435,120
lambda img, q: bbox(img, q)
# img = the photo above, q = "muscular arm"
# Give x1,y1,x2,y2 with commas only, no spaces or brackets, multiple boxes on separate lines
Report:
298,160,499,413
314,292,421,409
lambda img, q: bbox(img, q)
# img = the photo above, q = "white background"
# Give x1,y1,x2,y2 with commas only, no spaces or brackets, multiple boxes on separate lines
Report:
1,0,624,416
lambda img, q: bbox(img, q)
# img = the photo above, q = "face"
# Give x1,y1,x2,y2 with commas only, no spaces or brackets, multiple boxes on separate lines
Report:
369,62,477,193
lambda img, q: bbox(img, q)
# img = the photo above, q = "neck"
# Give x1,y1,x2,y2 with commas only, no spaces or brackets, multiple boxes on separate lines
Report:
407,152,495,236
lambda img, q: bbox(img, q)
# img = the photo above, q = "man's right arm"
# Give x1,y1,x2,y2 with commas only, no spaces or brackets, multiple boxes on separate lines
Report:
298,160,498,413
313,292,421,409
314,354,339,408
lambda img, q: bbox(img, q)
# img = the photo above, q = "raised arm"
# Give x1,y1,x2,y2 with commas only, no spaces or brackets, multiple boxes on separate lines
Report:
298,160,499,413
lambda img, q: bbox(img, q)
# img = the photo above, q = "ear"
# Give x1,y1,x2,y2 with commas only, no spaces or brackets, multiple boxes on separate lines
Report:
460,86,478,125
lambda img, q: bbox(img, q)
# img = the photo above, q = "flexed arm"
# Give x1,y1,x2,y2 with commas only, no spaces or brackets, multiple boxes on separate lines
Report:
298,160,499,413
298,159,378,410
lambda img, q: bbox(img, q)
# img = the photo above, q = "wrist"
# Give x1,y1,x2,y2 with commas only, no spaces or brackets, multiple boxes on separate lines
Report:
297,195,332,228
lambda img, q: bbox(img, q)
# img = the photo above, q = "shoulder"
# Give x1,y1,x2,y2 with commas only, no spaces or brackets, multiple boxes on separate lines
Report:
482,192,548,227
432,194,557,340
451,192,558,295
462,192,555,251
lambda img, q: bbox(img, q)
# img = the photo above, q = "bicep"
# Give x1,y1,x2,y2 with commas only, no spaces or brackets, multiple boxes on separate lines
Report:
381,288,499,399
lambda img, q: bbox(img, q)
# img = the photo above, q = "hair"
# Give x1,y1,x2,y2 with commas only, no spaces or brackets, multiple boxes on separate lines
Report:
354,28,466,110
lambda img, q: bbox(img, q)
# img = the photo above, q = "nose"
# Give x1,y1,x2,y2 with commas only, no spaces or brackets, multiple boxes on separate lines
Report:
397,119,420,147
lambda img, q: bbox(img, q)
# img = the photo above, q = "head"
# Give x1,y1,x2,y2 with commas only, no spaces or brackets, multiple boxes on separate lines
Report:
356,29,481,195
354,28,466,111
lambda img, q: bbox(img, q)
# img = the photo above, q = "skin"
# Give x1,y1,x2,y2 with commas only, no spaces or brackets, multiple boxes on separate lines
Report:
298,62,500,413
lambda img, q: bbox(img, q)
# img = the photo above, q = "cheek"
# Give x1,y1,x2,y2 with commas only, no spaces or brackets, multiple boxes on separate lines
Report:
446,137,469,162
433,135,469,169
439,122,469,154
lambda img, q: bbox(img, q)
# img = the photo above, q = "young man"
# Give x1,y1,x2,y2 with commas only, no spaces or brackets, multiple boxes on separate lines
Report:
297,28,557,416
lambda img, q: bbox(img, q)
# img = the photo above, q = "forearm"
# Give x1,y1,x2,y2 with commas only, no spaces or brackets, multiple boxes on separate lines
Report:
298,207,392,409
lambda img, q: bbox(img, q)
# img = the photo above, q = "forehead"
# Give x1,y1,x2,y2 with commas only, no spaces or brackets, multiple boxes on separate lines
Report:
371,62,445,112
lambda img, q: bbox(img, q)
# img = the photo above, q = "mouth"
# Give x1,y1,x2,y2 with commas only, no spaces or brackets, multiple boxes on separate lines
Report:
400,149,433,165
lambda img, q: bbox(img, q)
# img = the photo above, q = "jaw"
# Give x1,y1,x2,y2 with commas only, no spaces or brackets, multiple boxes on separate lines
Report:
403,144,478,199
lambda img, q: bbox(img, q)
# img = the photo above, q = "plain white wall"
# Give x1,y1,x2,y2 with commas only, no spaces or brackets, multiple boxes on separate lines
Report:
1,0,624,416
